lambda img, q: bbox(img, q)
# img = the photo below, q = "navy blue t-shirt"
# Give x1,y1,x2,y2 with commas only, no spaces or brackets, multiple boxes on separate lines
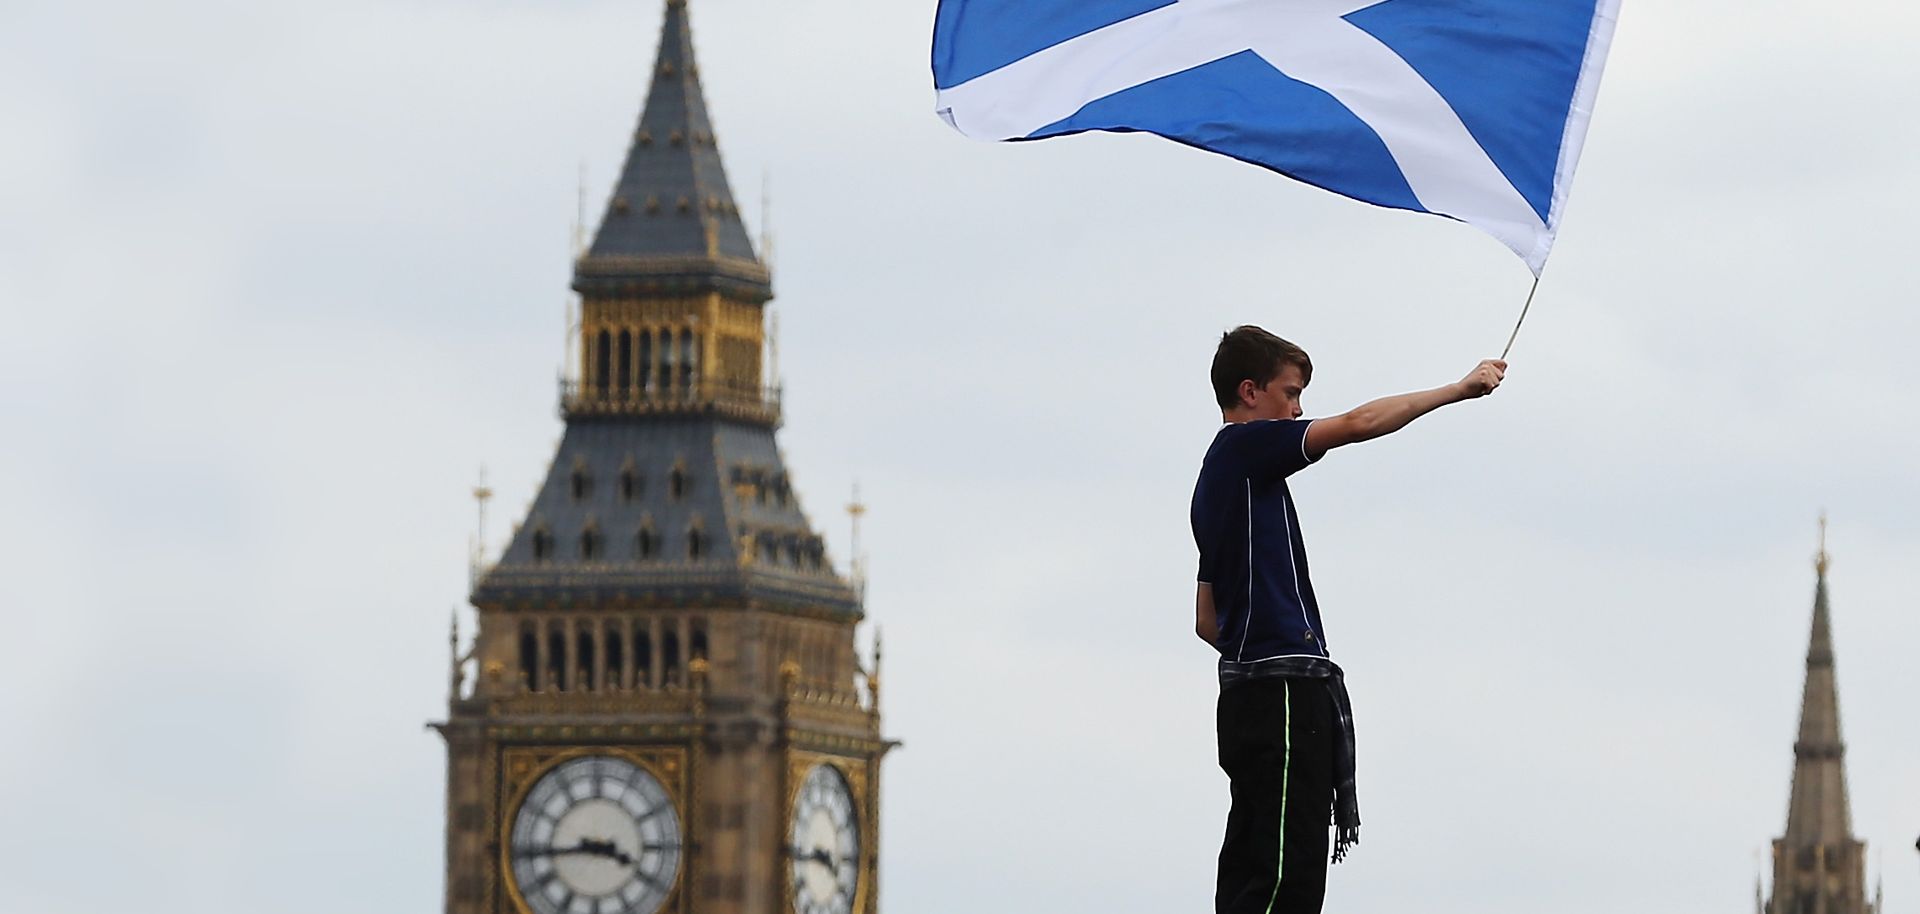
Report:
1190,419,1328,662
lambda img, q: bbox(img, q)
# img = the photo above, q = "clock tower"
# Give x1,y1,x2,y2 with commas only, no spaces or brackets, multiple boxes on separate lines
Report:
434,4,892,913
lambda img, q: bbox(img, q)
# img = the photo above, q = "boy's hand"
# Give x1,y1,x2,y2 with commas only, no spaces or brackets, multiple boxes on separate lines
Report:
1457,359,1507,399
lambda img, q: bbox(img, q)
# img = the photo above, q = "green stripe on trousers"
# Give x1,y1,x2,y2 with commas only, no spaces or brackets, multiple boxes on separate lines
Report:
1262,681,1292,914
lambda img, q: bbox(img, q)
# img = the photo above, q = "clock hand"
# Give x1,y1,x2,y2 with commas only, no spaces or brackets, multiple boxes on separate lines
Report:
787,846,838,868
514,838,634,865
575,838,635,865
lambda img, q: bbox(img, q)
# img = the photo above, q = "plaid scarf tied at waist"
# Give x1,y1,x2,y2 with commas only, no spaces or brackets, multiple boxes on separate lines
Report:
1218,655,1360,863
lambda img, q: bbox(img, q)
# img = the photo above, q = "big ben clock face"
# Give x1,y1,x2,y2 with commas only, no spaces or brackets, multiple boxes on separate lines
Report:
508,755,682,914
788,764,860,914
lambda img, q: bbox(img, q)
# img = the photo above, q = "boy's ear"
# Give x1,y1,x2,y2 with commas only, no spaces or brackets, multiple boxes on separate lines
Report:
1236,378,1259,408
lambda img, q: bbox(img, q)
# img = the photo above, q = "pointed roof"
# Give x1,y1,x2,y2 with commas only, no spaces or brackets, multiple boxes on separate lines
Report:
471,416,860,617
1781,533,1853,846
575,0,769,299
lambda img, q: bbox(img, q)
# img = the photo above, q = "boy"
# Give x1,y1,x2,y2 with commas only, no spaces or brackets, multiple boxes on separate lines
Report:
1193,326,1504,913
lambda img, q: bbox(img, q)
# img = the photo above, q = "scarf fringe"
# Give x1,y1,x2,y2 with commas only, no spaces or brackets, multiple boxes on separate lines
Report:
1332,826,1359,864
1332,790,1360,864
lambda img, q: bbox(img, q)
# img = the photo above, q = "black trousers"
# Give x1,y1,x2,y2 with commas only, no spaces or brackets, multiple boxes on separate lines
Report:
1216,676,1336,914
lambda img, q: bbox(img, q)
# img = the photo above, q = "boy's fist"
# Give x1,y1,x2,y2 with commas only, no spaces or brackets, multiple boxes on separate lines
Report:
1460,359,1507,398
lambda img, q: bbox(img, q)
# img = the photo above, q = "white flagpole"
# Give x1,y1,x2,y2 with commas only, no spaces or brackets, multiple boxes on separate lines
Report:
1499,273,1544,361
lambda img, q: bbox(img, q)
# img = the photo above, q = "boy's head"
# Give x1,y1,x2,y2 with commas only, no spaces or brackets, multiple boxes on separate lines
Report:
1211,326,1312,419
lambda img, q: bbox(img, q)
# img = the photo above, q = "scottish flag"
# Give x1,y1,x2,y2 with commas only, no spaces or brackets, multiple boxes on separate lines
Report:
932,0,1621,273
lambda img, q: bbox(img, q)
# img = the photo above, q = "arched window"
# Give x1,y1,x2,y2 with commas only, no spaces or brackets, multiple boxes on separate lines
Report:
658,329,676,392
580,524,600,561
518,629,538,692
619,462,640,503
687,525,706,561
636,525,658,560
637,330,653,395
569,458,592,501
634,630,654,688
663,629,682,687
616,330,633,397
594,330,612,395
669,465,686,500
576,630,596,691
679,329,697,390
691,623,709,663
547,628,567,692
606,634,626,690
531,525,554,562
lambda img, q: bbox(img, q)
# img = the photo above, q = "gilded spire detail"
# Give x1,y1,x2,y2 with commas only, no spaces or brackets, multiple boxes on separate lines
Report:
1816,511,1831,578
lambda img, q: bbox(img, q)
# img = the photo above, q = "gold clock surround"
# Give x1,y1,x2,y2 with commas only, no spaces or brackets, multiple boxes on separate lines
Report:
500,745,694,914
783,752,876,914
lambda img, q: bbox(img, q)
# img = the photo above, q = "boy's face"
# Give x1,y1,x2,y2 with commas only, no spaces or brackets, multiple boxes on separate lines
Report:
1241,363,1307,421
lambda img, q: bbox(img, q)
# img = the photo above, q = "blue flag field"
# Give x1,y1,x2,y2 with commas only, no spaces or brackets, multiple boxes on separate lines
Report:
932,0,1621,273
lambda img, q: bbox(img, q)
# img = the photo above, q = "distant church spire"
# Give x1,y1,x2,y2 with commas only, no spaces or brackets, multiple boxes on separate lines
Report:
1768,516,1871,914
1785,516,1849,846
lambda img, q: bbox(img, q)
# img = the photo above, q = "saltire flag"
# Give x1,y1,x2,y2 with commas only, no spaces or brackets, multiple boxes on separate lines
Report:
932,0,1621,274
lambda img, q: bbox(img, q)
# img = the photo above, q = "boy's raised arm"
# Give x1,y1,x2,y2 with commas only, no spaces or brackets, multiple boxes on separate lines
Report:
1304,359,1506,457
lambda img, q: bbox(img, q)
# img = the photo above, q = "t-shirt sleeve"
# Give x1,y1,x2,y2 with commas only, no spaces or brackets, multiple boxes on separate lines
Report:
1233,419,1322,481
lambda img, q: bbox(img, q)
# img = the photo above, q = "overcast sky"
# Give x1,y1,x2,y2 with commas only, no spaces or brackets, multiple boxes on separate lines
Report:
2,0,1916,912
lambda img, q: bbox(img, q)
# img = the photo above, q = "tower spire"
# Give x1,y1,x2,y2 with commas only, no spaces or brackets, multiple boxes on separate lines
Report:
1790,516,1845,813
1769,515,1869,914
479,0,846,611
576,0,765,299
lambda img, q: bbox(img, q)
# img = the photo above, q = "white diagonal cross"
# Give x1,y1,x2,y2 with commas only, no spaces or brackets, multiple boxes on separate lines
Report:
936,0,1547,260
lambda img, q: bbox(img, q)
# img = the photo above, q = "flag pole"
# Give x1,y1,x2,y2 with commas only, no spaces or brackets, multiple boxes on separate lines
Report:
1499,273,1543,360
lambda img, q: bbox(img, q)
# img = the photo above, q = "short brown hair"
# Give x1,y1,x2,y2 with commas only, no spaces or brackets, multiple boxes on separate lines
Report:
1211,326,1312,410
